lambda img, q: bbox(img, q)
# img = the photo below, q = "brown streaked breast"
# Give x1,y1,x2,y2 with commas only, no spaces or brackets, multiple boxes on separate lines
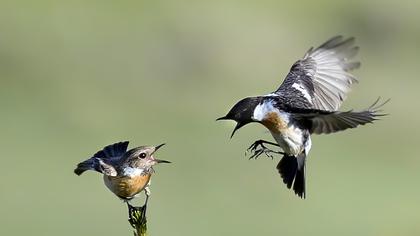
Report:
103,174,151,199
261,111,288,133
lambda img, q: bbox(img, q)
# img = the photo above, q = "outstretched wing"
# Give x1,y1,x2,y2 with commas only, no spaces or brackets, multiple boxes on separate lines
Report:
275,36,360,111
293,98,388,134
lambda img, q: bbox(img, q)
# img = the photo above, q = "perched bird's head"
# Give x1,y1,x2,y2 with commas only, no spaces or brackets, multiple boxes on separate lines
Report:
217,97,262,138
123,143,170,169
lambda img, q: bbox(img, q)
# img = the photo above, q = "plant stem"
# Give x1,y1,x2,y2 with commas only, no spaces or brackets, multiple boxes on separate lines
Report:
128,202,148,236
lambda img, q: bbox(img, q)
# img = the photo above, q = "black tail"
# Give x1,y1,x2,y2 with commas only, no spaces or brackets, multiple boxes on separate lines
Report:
276,153,306,198
74,158,100,176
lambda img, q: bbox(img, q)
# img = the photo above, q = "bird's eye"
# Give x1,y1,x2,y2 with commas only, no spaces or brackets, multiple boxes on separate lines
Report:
139,153,147,159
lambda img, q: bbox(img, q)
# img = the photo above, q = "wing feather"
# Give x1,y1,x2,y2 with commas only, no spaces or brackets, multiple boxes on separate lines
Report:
293,98,389,134
93,141,129,159
275,36,360,111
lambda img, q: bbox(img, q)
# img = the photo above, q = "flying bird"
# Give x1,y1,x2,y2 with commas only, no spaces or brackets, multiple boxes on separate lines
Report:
217,36,387,198
74,141,170,206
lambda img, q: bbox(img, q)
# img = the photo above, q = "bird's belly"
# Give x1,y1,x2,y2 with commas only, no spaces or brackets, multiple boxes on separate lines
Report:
103,174,151,199
270,126,305,156
260,111,305,156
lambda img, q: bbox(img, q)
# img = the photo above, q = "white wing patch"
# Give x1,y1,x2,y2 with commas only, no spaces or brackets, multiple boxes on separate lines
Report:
275,36,360,111
291,83,313,103
97,159,117,176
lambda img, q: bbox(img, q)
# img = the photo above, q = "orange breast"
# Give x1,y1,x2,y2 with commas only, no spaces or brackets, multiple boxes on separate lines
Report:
261,112,288,133
104,174,151,199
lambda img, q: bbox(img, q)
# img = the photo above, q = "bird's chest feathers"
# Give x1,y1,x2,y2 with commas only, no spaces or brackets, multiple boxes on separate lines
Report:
261,112,303,150
253,102,289,133
122,167,145,177
260,112,288,133
253,101,305,155
103,168,151,198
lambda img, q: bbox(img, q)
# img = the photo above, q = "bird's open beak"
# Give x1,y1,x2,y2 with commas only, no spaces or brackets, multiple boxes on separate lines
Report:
153,143,171,163
216,116,244,138
230,122,245,138
155,159,171,164
154,143,165,151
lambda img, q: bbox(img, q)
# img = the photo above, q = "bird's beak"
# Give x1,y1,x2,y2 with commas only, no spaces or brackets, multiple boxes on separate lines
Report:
153,143,165,153
152,143,171,163
216,116,228,121
155,159,171,164
230,122,245,138
216,116,244,138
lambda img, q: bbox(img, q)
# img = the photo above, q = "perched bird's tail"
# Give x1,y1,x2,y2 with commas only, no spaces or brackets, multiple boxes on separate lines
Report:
277,153,306,198
74,158,100,175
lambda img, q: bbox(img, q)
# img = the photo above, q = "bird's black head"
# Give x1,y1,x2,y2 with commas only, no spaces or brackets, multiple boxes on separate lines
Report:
217,97,262,138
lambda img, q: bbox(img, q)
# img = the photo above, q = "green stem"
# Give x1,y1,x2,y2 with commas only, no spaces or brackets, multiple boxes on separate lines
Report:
128,203,148,236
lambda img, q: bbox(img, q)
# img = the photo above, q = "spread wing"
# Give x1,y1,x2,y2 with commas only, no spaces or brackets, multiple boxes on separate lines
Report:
275,36,360,111
292,98,388,134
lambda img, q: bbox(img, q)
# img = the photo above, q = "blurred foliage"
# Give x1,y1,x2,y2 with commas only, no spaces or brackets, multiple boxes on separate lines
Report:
1,0,419,236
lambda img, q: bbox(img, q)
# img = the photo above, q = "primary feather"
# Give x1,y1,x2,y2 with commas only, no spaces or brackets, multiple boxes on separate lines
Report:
275,36,360,111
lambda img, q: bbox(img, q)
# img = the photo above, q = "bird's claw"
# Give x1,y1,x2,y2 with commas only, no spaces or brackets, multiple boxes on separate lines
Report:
246,140,277,160
246,140,265,153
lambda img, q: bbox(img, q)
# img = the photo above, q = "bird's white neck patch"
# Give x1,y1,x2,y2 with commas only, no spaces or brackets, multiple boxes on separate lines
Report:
292,83,312,103
253,100,276,121
122,167,145,177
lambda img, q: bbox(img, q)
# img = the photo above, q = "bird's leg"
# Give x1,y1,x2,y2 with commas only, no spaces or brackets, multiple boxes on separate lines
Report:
144,181,151,205
246,139,285,159
126,200,137,218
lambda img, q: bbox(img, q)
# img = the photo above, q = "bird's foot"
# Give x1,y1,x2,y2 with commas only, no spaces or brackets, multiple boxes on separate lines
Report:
246,140,284,160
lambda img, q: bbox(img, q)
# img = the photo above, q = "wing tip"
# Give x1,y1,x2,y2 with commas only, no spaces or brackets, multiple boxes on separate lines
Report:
318,35,355,49
368,97,390,111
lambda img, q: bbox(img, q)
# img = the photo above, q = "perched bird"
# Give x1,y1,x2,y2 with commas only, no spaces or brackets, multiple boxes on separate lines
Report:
74,141,170,205
217,36,387,198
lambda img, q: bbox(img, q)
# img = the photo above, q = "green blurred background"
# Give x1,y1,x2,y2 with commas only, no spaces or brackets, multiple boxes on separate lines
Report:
1,0,419,235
